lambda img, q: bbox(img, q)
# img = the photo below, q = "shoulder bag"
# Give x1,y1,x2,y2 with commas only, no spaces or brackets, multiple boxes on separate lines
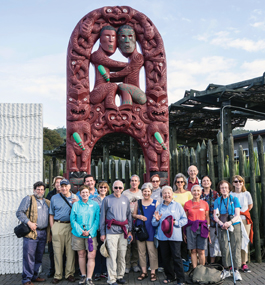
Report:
14,196,33,238
134,200,149,241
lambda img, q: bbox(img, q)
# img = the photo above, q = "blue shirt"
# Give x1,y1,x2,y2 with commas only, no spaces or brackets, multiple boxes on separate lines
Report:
76,188,98,200
49,193,78,222
70,199,100,238
151,200,188,241
214,195,241,225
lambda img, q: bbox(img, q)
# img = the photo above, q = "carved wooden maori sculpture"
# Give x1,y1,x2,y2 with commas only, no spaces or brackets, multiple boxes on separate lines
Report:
67,6,169,184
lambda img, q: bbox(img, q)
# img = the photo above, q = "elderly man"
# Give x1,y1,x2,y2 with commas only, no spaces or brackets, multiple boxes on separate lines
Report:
46,175,64,278
122,175,142,273
49,179,78,284
187,165,201,191
100,180,132,285
16,181,50,285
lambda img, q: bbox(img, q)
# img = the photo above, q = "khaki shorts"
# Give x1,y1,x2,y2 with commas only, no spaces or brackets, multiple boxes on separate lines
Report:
71,234,98,251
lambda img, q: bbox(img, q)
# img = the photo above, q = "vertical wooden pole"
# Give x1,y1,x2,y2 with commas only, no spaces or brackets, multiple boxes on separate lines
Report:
139,155,144,186
98,158,102,183
52,156,57,178
111,158,115,186
91,159,96,179
248,133,261,263
125,160,130,190
196,143,201,175
104,157,109,184
228,134,235,183
217,132,224,182
238,145,245,178
118,159,122,181
200,141,207,177
131,156,136,175
190,147,196,166
257,135,265,238
208,140,215,188
49,159,53,192
170,152,174,186
179,148,184,174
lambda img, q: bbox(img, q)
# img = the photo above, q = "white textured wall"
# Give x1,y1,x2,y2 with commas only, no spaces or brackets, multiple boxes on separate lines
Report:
0,104,43,274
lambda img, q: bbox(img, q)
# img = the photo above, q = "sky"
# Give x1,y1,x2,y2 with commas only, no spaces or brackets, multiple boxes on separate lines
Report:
1,0,265,131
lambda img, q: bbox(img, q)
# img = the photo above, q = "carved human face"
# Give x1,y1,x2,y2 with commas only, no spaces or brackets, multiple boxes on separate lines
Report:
100,29,117,55
118,28,136,56
67,97,90,121
147,97,168,122
106,110,131,131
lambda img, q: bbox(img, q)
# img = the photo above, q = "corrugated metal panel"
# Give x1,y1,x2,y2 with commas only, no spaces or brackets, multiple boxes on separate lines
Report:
0,103,43,274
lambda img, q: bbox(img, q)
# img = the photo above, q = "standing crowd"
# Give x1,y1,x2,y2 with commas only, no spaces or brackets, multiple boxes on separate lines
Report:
16,166,253,285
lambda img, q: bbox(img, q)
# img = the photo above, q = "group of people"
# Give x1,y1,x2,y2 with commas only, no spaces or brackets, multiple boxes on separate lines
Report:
16,165,253,285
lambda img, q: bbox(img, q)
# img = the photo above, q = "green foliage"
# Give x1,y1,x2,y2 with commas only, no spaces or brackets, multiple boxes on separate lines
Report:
43,127,64,151
55,127,66,140
232,128,255,135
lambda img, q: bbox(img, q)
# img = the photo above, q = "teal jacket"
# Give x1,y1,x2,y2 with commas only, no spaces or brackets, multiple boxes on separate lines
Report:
70,199,100,238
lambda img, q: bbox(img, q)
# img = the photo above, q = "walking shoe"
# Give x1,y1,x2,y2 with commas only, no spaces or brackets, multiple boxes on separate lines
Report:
66,275,76,282
133,266,141,273
117,278,127,284
33,277,46,282
79,275,87,284
234,270,243,281
242,264,251,273
52,279,61,284
221,269,231,279
100,272,108,278
125,268,130,274
86,278,95,285
94,274,101,281
157,267,164,272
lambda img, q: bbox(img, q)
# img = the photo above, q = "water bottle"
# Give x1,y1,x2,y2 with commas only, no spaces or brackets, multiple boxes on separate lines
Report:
88,234,94,252
127,236,132,244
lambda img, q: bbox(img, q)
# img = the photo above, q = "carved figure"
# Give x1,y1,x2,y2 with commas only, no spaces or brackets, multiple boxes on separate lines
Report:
66,6,170,183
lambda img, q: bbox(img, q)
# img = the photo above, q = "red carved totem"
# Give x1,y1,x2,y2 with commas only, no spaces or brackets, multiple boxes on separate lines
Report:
67,6,169,185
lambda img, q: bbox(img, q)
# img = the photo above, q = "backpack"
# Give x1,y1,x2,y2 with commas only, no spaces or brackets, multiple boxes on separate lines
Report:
187,264,224,284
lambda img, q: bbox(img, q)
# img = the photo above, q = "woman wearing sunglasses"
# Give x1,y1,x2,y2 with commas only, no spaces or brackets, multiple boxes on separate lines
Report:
93,182,109,281
230,175,253,273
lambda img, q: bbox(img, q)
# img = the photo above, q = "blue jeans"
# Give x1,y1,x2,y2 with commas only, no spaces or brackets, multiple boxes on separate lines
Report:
22,229,47,284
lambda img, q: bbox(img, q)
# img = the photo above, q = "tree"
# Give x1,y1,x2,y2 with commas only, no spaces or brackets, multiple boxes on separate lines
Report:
43,127,64,151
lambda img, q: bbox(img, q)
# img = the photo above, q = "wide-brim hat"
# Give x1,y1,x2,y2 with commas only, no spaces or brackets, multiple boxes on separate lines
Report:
161,215,174,238
100,240,109,258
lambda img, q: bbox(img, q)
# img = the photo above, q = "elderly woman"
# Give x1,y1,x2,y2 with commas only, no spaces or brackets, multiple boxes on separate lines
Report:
200,175,219,263
93,182,109,281
213,180,242,281
183,185,210,269
70,186,100,285
132,182,159,282
230,175,253,273
173,173,193,207
152,186,187,285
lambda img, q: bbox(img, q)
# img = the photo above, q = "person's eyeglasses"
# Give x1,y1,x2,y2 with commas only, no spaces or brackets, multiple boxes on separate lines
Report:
176,181,184,184
233,180,243,183
114,186,123,190
152,180,160,183
99,186,108,189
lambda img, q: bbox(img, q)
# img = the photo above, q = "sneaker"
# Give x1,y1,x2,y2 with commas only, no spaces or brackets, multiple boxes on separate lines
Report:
94,274,101,281
86,279,95,285
125,268,130,274
100,272,108,278
234,270,242,281
241,264,251,273
221,269,231,279
157,267,164,273
116,278,127,284
133,266,141,273
79,276,87,285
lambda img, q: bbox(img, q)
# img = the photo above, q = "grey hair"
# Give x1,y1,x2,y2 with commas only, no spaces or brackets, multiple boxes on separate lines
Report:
162,185,173,194
141,182,153,191
172,173,187,191
130,174,140,181
191,184,202,192
187,165,198,174
113,180,124,188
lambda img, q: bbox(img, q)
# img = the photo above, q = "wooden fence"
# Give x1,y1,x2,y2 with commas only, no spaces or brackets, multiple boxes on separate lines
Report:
45,131,265,262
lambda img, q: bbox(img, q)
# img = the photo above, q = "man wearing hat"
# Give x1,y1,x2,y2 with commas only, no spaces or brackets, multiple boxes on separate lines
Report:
49,179,78,284
46,176,64,278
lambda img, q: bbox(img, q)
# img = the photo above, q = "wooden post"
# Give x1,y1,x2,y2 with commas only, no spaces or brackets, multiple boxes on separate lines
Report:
111,158,115,186
131,156,136,175
125,160,130,189
139,155,144,186
238,145,245,178
49,159,53,192
179,148,184,174
103,144,109,166
257,135,265,238
91,159,96,179
221,103,232,158
185,148,190,175
178,148,183,174
208,140,215,188
190,147,196,166
169,125,177,154
228,134,235,183
52,156,57,177
196,143,201,175
248,133,262,263
118,159,122,181
170,152,174,186
63,160,66,175
200,140,207,177
217,131,224,182
98,158,102,182
104,157,109,184
175,148,179,175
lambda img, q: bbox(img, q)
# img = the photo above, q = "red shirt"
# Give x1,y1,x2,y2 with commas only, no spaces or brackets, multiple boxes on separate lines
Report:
187,177,199,191
184,200,209,221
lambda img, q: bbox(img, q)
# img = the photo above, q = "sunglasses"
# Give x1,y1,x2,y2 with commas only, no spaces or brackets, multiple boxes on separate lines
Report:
114,186,123,190
152,180,160,183
99,186,108,189
233,180,243,184
176,181,185,184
